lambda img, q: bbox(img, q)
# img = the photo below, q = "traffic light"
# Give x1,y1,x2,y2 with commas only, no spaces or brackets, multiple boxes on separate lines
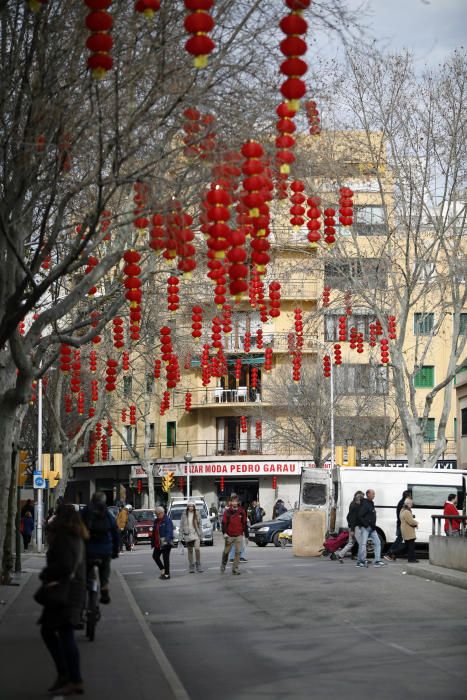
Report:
18,450,29,486
167,472,174,490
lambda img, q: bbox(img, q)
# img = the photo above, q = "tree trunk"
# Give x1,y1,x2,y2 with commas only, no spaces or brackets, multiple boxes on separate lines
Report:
142,459,155,509
1,447,17,584
0,407,18,558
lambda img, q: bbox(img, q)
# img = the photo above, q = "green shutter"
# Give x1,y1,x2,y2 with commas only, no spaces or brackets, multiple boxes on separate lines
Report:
414,366,434,388
166,421,176,447
414,313,434,335
423,418,435,442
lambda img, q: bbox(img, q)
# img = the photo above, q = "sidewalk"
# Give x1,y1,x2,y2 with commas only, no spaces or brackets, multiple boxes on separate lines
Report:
406,561,467,590
0,559,180,700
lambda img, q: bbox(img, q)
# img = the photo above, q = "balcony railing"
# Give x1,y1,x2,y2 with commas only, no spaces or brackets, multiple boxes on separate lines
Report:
173,387,263,408
393,439,457,457
78,439,314,465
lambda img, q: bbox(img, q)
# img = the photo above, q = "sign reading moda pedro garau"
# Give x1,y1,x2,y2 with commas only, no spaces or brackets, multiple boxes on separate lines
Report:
157,460,317,477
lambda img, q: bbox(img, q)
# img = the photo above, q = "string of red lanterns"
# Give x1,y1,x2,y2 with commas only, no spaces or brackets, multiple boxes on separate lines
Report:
84,0,113,80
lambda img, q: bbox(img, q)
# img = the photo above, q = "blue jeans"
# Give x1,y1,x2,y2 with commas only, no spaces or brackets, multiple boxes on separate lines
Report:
41,624,82,683
357,526,381,563
229,536,246,560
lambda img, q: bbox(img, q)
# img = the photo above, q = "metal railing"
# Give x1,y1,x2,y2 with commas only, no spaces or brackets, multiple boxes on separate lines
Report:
80,439,314,465
393,439,457,457
431,515,467,536
172,387,263,407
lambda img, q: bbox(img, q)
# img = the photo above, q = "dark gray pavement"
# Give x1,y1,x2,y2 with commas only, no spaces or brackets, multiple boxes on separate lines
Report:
1,537,467,700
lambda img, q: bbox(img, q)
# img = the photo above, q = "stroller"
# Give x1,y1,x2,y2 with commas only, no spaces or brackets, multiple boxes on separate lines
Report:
320,530,349,559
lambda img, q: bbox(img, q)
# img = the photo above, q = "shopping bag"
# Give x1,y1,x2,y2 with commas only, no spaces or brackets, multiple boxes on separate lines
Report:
178,543,185,556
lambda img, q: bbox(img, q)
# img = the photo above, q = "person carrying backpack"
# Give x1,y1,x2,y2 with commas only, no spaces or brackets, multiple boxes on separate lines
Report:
81,492,120,604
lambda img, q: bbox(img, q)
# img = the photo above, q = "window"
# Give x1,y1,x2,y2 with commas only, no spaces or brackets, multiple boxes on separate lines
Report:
354,206,387,235
146,374,154,394
324,311,376,342
423,418,435,442
410,484,461,509
123,375,132,397
460,314,467,334
413,313,434,335
302,483,327,506
149,423,155,446
414,366,434,388
166,421,176,447
462,408,467,436
416,261,436,282
454,417,457,440
334,364,388,396
324,259,387,290
125,426,135,447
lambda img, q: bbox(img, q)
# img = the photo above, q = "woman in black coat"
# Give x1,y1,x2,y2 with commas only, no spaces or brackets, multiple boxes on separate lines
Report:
38,504,88,695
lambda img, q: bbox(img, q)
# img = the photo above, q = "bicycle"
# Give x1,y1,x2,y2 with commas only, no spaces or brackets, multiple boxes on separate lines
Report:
84,558,101,642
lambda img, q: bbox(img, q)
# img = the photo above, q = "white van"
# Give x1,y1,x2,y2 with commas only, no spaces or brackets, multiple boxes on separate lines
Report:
167,498,214,546
300,466,466,548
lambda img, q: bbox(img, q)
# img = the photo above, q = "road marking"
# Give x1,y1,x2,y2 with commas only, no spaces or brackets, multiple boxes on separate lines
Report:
117,570,191,700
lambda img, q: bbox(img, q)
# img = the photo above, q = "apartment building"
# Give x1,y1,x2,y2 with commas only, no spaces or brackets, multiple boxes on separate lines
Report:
67,131,465,508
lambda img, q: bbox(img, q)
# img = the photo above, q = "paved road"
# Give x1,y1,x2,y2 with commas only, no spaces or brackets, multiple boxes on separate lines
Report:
2,535,466,700
119,534,467,700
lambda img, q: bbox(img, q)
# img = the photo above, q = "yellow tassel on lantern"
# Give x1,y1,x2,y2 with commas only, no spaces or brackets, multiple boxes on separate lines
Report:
28,0,42,11
92,67,108,80
194,55,209,68
183,271,192,279
280,164,290,175
286,99,300,112
213,251,226,259
249,208,260,217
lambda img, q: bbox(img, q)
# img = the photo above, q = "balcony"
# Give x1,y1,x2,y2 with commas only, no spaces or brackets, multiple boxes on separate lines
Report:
78,439,312,465
173,387,264,408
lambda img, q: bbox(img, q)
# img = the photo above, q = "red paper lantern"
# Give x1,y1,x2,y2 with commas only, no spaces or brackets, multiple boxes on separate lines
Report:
243,331,251,353
220,476,225,492
59,344,72,373
255,420,262,439
388,315,397,340
184,0,215,69
240,416,247,433
135,0,160,18
185,391,192,412
380,338,390,364
279,2,309,111
339,315,347,342
339,187,354,227
85,1,113,80
323,354,331,378
105,358,118,392
307,195,321,247
305,99,321,135
322,286,331,307
264,347,273,371
272,475,277,490
323,207,336,246
334,343,342,365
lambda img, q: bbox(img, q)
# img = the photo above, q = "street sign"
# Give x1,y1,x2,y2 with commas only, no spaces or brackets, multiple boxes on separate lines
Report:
33,474,46,489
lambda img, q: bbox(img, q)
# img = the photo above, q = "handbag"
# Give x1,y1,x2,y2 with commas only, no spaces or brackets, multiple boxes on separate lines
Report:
34,579,71,608
34,542,82,608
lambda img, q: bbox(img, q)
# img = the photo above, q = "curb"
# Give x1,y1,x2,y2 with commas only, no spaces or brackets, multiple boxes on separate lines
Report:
406,564,467,591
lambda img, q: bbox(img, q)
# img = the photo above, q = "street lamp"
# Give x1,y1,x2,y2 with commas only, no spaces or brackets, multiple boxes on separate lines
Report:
36,377,44,553
184,451,193,498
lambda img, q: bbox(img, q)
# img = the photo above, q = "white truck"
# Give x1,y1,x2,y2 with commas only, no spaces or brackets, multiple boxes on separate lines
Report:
299,466,466,548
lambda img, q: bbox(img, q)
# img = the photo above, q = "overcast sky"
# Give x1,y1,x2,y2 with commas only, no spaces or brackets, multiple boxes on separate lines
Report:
353,0,466,65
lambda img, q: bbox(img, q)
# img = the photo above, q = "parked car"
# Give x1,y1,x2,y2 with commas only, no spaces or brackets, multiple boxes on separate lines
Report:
249,511,295,547
133,509,156,543
167,498,214,546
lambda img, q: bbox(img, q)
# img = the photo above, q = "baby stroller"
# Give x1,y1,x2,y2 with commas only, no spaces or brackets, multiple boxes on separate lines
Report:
320,530,349,559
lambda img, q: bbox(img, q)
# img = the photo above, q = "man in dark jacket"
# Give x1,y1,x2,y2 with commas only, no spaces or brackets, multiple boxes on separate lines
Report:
384,489,412,561
221,497,249,575
81,492,119,604
356,489,387,568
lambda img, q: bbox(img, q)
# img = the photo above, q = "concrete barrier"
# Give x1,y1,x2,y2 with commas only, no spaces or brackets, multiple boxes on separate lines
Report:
292,510,326,557
429,535,467,573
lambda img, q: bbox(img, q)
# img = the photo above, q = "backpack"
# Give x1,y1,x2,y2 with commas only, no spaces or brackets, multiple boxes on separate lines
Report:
116,509,128,530
86,506,111,543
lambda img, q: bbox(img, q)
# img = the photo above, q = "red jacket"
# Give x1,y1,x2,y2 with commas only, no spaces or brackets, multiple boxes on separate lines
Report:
222,506,247,537
443,501,461,532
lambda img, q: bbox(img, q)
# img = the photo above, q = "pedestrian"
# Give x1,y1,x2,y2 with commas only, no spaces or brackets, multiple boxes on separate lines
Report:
248,500,265,525
356,489,387,568
125,505,137,550
400,497,419,562
210,502,220,531
37,503,87,696
334,491,364,562
272,499,287,519
115,504,129,552
221,497,248,575
179,501,204,573
383,489,413,561
443,493,461,536
151,506,173,580
20,511,34,551
81,492,120,604
21,498,34,519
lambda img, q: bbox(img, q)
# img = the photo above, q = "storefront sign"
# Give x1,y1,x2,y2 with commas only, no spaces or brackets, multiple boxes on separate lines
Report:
156,460,316,477
360,459,458,469
130,464,150,479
